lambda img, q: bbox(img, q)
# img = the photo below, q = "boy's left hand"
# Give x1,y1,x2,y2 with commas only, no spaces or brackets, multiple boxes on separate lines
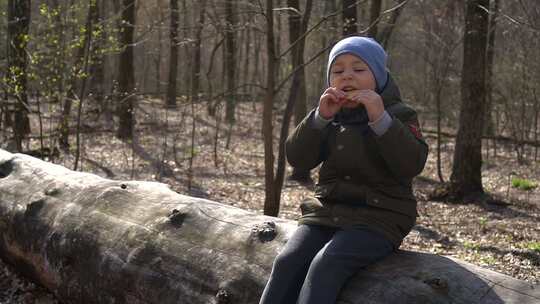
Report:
346,90,385,122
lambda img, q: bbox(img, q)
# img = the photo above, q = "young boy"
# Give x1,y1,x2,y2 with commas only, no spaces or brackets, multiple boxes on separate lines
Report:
259,36,429,304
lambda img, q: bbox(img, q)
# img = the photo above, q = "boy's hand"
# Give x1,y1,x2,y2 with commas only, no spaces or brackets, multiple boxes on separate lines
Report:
318,87,346,119
344,90,385,122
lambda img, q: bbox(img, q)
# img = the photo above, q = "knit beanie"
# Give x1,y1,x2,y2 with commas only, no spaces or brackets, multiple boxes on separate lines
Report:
327,36,388,92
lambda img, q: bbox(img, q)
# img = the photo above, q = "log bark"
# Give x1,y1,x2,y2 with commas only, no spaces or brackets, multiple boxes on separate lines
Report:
0,149,539,304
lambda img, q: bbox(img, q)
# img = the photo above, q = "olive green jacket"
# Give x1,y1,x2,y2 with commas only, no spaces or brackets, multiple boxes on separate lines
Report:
286,75,429,246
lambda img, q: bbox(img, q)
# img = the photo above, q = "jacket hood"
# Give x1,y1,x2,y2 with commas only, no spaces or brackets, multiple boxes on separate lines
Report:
380,73,402,108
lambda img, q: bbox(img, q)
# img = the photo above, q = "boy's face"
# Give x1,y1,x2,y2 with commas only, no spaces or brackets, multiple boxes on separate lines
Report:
329,53,377,108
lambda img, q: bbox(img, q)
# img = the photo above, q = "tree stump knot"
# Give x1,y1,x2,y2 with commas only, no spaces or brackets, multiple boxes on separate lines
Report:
0,161,13,178
424,277,449,291
215,289,230,304
251,221,277,243
168,209,187,228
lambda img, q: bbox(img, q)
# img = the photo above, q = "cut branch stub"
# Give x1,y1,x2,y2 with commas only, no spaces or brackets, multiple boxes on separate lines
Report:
215,289,230,304
168,209,187,228
424,277,449,292
0,161,13,178
251,221,277,243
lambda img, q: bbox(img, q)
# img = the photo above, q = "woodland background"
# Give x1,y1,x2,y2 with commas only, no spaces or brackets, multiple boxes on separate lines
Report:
0,0,539,301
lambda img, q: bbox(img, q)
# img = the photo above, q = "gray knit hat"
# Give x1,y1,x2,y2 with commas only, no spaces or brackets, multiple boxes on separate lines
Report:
327,36,388,92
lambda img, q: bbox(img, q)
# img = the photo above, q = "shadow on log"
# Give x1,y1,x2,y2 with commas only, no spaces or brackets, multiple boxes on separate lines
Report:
0,149,538,304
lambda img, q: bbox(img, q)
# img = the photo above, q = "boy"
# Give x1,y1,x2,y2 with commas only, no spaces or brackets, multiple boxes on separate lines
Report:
259,36,428,304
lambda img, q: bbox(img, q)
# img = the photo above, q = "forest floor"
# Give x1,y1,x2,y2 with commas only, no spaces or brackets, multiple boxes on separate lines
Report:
1,99,539,303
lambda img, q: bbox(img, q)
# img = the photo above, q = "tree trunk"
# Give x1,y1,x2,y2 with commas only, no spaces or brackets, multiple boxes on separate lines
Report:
378,0,407,49
534,89,539,162
155,1,164,95
262,0,277,216
435,84,446,183
166,0,180,107
7,0,31,152
116,0,136,139
450,0,490,199
241,21,251,98
1,149,539,303
234,16,245,97
286,0,313,184
104,0,120,127
181,0,191,97
317,0,338,92
205,36,224,116
250,33,261,103
484,0,499,155
368,0,382,39
89,0,106,113
1,93,7,131
49,0,65,105
190,0,206,104
225,0,236,124
342,0,358,36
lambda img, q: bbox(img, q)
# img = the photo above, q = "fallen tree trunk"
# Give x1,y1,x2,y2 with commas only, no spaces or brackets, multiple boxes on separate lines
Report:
0,149,538,304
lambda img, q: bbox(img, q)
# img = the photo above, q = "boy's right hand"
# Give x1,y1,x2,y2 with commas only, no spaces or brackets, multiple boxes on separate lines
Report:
318,87,346,119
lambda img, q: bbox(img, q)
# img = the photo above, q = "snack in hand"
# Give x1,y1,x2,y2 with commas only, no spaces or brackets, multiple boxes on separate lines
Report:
344,89,359,101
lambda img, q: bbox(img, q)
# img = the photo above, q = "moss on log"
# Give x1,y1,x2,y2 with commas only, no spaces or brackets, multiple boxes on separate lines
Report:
0,149,538,304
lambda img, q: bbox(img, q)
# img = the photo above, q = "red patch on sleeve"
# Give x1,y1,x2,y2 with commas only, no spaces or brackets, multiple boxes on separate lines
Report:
408,121,423,140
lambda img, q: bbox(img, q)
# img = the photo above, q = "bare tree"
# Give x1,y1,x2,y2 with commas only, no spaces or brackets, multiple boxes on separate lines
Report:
186,0,207,190
484,0,499,158
166,0,180,107
7,0,31,152
378,0,407,48
155,0,165,95
181,0,191,96
225,0,237,123
191,0,207,104
368,0,382,38
342,0,358,36
89,0,106,111
263,0,277,216
116,0,136,139
450,0,490,199
49,0,66,105
287,0,313,183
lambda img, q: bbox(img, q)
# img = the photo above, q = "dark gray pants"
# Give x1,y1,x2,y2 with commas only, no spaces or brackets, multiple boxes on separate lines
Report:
259,224,393,304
